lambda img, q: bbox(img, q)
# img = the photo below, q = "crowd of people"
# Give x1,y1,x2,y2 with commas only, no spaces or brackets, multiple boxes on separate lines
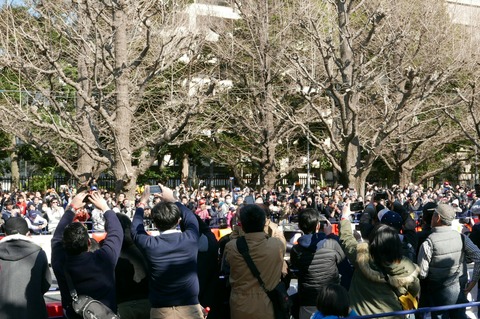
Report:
1,180,480,319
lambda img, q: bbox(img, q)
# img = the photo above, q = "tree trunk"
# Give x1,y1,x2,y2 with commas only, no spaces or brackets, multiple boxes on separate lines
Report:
113,1,135,198
262,163,277,190
339,137,370,197
76,0,99,187
262,110,278,189
10,135,19,191
398,166,414,187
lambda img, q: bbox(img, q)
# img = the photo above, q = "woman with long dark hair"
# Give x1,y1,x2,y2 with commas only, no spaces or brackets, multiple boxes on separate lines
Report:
340,206,420,319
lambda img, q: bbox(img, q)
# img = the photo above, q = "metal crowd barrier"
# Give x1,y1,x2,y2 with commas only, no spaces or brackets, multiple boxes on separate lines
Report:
354,301,480,319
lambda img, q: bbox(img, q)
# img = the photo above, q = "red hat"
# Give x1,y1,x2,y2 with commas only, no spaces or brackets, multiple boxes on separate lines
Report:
199,199,206,205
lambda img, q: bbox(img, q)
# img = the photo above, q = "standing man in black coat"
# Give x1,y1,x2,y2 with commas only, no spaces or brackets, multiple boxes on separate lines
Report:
0,217,51,319
290,209,345,319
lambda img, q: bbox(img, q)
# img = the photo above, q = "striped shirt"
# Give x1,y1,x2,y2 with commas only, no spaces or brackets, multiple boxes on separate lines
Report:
418,230,480,282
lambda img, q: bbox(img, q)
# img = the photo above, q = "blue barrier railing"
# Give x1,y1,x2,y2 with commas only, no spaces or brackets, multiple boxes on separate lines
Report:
354,301,480,319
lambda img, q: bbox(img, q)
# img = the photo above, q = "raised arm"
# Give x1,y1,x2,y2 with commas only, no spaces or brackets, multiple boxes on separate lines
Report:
89,192,123,265
339,202,359,263
132,185,151,238
51,192,88,249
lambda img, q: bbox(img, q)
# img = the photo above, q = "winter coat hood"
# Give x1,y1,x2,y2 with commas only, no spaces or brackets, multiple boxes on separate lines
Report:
297,232,327,251
0,234,42,261
356,242,420,296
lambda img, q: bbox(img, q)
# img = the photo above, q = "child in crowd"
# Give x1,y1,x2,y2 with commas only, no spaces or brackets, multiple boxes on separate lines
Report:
311,284,357,319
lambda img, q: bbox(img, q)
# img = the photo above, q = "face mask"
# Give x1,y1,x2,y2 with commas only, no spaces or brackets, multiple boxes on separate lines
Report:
225,199,232,204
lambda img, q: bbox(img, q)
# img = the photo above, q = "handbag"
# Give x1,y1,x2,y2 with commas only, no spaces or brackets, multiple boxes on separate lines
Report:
64,267,119,319
72,295,119,319
381,268,418,311
236,236,292,319
398,291,418,310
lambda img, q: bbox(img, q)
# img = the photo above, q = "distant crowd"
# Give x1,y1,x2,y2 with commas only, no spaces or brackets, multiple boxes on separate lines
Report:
1,180,480,234
1,180,480,319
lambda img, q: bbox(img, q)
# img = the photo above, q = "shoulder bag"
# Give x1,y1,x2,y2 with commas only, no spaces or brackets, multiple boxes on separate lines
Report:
236,236,292,319
381,268,418,311
64,266,119,319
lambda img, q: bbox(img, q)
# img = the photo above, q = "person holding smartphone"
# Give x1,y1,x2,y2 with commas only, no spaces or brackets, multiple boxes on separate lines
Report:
132,185,203,319
290,209,346,319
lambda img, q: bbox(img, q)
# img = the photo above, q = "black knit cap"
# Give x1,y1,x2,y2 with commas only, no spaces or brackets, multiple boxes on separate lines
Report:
380,211,403,232
4,217,29,235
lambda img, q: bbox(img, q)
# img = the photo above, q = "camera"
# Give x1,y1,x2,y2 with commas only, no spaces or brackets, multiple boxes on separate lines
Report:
82,192,92,204
150,185,162,194
349,202,365,212
374,192,388,201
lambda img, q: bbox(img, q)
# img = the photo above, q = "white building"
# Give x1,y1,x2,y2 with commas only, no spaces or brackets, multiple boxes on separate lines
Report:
446,0,480,45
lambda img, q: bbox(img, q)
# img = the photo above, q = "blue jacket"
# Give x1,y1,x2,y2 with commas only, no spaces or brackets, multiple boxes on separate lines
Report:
312,309,357,319
131,202,200,308
51,209,123,318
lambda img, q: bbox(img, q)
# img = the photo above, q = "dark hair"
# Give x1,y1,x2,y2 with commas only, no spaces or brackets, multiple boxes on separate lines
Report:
316,283,350,317
368,224,403,266
239,204,266,233
62,222,90,255
4,217,29,235
422,202,437,225
256,203,272,218
116,213,134,248
151,202,181,231
298,209,320,234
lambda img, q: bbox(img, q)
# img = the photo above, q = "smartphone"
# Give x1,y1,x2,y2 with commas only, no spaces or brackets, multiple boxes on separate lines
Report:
349,202,365,212
374,192,388,201
149,185,162,194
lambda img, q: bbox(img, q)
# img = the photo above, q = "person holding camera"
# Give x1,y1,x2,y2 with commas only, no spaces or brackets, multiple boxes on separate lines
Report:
51,191,123,319
339,203,420,318
24,205,48,235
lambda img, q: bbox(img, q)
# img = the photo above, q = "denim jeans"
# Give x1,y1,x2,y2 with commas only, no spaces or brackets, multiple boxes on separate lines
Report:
428,281,468,319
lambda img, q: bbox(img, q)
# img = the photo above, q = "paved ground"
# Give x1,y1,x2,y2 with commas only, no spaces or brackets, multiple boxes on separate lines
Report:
45,268,61,303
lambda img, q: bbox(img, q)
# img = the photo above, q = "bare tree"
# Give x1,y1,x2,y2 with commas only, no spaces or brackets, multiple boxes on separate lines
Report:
281,0,471,195
446,72,480,145
380,112,464,186
0,0,214,196
202,0,316,189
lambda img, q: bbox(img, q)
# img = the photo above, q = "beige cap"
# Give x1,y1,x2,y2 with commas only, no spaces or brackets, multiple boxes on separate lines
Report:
436,203,456,222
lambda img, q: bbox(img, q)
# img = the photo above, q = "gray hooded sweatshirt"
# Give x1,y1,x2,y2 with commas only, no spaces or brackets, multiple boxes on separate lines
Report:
0,235,51,319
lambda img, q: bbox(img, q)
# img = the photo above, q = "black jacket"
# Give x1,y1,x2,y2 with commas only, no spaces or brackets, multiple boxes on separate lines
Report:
290,232,345,306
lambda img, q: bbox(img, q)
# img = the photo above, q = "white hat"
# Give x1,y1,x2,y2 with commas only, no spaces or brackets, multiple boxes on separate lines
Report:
451,199,462,213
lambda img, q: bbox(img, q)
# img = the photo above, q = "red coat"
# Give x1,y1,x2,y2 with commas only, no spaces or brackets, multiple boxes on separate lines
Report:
16,202,27,216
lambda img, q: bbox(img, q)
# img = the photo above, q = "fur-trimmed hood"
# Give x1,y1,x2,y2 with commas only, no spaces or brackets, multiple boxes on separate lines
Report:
356,242,420,296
